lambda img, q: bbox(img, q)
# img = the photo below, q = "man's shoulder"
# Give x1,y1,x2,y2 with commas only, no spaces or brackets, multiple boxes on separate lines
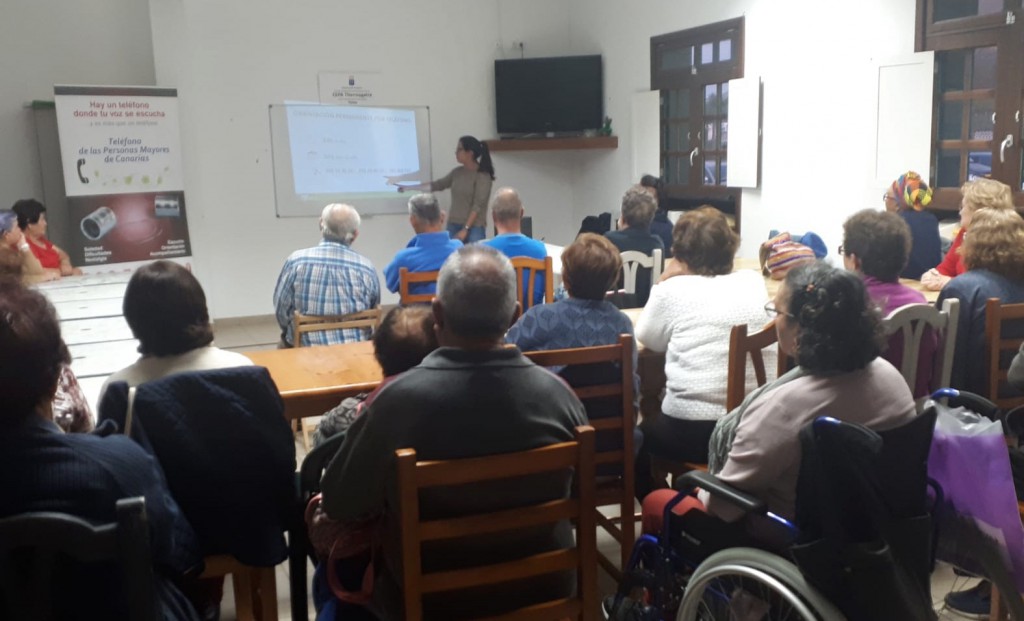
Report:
290,243,375,267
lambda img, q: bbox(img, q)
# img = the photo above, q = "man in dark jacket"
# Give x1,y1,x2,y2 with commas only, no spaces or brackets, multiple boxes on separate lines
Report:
605,185,665,306
321,245,588,619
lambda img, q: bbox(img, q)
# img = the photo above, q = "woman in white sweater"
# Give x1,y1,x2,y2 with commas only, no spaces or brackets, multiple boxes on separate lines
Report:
634,207,769,498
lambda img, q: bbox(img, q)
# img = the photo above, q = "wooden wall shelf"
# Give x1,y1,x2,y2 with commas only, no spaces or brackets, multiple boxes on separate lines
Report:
485,136,618,152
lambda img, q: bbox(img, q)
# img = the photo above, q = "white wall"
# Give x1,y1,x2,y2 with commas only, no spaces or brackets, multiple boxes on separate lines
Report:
147,0,919,318
0,0,155,210
565,0,919,260
149,0,587,317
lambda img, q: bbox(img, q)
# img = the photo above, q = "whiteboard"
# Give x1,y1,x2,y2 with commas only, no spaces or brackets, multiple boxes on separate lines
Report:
268,103,432,217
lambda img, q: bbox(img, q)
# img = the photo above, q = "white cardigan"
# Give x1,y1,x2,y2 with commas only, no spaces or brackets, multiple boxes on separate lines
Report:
635,269,770,421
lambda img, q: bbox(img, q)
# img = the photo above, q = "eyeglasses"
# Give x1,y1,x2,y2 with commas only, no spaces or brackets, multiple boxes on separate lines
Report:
837,244,845,256
764,301,793,319
882,193,896,203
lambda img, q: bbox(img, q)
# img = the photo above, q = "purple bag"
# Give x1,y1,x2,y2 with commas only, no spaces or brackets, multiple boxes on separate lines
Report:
928,402,1024,591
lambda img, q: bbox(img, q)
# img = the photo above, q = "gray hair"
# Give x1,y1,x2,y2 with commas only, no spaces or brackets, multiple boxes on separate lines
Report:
437,245,517,339
620,185,657,230
408,193,442,224
320,203,360,244
490,187,523,223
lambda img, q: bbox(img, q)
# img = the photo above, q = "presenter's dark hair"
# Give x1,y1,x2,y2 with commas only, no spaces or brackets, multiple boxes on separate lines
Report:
784,261,883,373
11,199,46,230
459,135,495,180
373,305,439,377
639,175,663,194
0,279,70,418
123,260,214,356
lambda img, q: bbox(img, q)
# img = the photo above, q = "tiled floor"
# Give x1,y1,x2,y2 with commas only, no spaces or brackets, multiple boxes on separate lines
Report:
211,315,980,621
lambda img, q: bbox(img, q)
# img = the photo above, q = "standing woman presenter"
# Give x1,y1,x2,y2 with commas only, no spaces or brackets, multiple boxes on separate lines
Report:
390,136,495,243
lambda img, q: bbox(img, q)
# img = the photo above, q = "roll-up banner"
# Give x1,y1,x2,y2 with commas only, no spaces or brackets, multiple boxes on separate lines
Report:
54,85,192,267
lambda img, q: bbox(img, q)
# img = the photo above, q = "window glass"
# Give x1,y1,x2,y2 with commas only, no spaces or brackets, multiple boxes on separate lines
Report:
938,50,967,92
936,149,962,187
933,0,1003,22
701,42,714,65
704,121,716,150
969,99,995,140
939,100,964,140
718,39,732,62
704,84,719,115
660,47,693,71
972,46,998,90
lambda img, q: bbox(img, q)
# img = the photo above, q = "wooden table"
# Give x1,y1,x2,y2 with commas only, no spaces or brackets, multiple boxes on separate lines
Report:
34,271,137,412
244,341,383,421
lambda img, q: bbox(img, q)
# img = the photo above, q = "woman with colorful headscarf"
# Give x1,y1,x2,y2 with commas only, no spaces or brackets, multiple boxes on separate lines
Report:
884,171,942,280
921,177,1015,291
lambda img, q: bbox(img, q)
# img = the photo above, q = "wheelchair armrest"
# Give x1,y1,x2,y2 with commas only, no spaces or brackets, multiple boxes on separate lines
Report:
674,470,767,515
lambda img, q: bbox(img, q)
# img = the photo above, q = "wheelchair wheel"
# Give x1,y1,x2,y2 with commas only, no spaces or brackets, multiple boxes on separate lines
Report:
676,548,845,621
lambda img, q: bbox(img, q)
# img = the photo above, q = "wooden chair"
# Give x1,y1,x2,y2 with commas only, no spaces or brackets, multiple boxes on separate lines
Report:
399,268,440,305
0,497,156,621
524,335,636,580
200,555,277,621
881,299,959,399
509,255,554,310
620,248,663,299
652,320,784,480
292,307,382,348
292,307,383,449
985,298,1024,411
726,319,784,411
395,426,597,621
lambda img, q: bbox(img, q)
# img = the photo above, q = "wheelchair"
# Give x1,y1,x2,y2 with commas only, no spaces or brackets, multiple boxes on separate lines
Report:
607,408,940,621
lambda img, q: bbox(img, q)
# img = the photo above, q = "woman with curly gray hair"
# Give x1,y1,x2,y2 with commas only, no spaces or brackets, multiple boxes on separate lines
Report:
703,261,917,520
641,262,918,532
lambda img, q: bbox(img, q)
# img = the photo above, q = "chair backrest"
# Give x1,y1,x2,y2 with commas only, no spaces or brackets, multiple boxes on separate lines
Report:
523,335,637,577
395,426,597,621
985,298,1024,410
725,320,782,411
292,307,382,347
794,411,938,619
399,268,440,305
882,299,959,399
0,497,156,621
619,248,663,296
509,256,554,311
523,335,635,480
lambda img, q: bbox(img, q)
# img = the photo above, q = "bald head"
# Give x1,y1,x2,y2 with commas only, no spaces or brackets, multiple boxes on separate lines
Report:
491,187,524,234
435,245,518,344
320,203,360,244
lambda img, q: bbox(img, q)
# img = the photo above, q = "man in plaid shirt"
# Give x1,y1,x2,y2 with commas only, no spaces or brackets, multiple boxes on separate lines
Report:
273,203,380,346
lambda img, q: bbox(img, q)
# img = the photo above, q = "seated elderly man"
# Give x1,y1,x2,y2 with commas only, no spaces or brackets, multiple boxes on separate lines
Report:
0,279,202,620
383,193,462,297
321,245,587,619
274,203,380,347
482,187,547,306
605,185,665,306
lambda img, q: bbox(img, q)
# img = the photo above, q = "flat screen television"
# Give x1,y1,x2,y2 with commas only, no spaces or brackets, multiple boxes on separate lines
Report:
495,55,603,136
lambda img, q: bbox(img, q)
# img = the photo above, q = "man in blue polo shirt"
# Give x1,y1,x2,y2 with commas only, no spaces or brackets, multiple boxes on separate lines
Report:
483,187,547,306
384,193,462,296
